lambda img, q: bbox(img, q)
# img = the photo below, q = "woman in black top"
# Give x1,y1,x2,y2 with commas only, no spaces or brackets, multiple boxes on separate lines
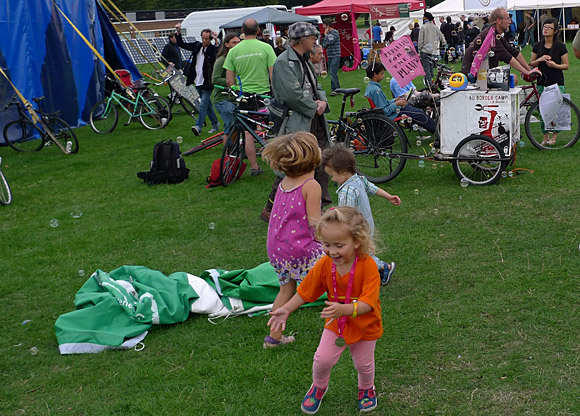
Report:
530,18,569,145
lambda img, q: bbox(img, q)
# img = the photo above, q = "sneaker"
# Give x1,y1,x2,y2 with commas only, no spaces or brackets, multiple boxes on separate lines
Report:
380,261,395,286
208,128,219,134
191,125,200,136
251,166,263,176
358,386,377,412
263,334,295,349
260,208,271,223
301,384,327,414
329,91,338,96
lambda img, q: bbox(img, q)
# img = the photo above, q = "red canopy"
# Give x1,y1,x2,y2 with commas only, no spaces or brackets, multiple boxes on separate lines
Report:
295,0,425,16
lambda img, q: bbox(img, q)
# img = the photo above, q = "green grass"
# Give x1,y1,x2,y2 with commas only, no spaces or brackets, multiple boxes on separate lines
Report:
1,47,580,415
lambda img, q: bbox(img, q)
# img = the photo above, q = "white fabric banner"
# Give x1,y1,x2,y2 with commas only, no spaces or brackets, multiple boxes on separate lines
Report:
463,0,507,11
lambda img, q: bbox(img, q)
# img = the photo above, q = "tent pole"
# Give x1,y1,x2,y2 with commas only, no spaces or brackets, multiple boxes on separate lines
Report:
562,7,566,43
351,8,361,69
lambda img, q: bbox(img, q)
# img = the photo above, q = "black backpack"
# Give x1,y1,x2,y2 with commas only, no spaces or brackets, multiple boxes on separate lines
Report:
137,140,190,185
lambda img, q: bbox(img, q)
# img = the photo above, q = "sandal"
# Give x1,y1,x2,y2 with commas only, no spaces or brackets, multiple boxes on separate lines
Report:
263,334,295,349
547,139,557,145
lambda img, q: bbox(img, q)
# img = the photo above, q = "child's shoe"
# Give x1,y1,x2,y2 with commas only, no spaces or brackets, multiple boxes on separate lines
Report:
358,386,377,412
380,261,395,286
301,384,327,414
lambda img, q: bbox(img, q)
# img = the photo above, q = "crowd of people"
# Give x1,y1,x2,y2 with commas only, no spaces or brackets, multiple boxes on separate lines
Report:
155,8,580,413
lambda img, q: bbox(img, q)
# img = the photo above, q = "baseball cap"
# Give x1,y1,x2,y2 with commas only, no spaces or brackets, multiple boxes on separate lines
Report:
263,29,270,36
424,12,434,21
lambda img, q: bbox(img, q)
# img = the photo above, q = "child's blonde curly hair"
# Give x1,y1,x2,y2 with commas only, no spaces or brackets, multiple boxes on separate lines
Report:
261,131,321,177
315,206,375,258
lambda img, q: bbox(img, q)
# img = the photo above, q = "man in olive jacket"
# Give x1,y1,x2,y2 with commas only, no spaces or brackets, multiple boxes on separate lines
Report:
260,22,332,222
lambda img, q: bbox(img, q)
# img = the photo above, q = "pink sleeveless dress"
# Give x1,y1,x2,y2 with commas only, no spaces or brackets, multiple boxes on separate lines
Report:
267,178,323,285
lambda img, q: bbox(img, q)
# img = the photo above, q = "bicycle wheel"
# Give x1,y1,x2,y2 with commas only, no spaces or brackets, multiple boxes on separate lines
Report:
3,119,45,152
180,97,199,123
220,126,244,186
349,112,408,183
0,167,12,206
89,99,118,134
452,135,506,185
524,98,580,150
139,96,171,130
47,117,79,154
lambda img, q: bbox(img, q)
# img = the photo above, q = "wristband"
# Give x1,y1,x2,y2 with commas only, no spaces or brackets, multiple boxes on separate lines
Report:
351,300,358,319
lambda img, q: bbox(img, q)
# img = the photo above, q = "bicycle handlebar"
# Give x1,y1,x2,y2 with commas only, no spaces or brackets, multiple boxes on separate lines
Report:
214,85,271,101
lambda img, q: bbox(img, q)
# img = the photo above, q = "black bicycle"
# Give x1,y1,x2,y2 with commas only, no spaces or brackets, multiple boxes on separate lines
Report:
3,95,78,154
328,88,408,183
0,156,12,206
218,88,274,186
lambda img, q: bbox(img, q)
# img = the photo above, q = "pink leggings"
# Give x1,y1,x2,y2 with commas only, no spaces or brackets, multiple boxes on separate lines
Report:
312,329,377,390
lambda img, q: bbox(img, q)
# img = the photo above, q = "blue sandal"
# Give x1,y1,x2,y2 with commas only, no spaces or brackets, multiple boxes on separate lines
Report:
263,334,295,349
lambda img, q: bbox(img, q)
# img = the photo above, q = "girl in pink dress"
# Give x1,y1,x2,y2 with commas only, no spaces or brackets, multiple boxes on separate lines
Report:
262,132,324,348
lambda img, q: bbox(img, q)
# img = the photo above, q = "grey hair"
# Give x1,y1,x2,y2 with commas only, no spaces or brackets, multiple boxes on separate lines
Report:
490,7,507,24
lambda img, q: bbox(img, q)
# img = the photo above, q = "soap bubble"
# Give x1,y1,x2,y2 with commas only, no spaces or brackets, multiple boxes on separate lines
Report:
451,30,457,37
476,38,482,45
303,90,310,97
416,140,422,146
412,124,419,131
78,270,86,277
396,108,401,113
289,61,294,67
70,207,83,219
360,60,368,69
353,38,358,44
363,76,370,84
432,163,437,170
519,140,525,148
384,77,391,82
414,189,419,195
418,160,425,168
460,178,469,188
208,222,216,230
321,71,328,78
294,82,300,88
508,171,514,178
341,13,348,21
476,53,483,60
433,208,439,215
21,320,31,325
30,347,38,355
496,34,502,40
50,219,59,228
263,98,271,106
501,171,507,178
488,50,495,58
176,136,183,144
404,46,411,53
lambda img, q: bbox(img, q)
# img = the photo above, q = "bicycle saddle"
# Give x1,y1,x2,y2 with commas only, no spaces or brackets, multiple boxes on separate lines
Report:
334,88,360,97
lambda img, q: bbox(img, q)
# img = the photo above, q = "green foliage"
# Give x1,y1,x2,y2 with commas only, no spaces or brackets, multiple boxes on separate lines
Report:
1,47,580,414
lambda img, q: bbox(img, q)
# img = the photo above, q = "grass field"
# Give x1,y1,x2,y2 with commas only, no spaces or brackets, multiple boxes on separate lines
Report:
1,46,580,415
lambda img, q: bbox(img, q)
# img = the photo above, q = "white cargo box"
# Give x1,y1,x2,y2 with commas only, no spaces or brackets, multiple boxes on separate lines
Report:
439,87,521,157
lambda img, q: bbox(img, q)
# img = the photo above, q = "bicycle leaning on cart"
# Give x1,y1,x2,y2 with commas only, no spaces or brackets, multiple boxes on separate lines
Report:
327,87,516,186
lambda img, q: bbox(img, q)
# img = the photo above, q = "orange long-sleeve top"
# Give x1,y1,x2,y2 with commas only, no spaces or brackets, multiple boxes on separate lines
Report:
297,255,383,344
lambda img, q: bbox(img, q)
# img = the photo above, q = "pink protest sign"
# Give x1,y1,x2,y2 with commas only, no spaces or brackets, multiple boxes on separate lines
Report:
379,35,425,87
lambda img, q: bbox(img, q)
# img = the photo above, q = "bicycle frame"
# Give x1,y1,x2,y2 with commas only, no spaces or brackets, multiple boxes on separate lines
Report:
234,110,271,147
519,83,539,109
105,90,157,118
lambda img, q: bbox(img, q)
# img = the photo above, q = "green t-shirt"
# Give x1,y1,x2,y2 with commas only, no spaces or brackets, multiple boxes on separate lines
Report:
223,39,276,94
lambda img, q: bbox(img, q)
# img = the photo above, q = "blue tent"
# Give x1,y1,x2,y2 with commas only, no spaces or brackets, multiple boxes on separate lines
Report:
0,0,139,144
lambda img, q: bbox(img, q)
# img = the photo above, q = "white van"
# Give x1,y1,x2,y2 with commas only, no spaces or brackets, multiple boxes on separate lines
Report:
181,5,287,39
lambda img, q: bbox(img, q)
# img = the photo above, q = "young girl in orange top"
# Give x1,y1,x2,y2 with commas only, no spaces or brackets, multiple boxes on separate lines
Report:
268,207,382,414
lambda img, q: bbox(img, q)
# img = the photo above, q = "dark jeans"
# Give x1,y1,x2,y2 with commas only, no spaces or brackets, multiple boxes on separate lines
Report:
398,105,437,134
328,56,341,92
195,87,218,131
